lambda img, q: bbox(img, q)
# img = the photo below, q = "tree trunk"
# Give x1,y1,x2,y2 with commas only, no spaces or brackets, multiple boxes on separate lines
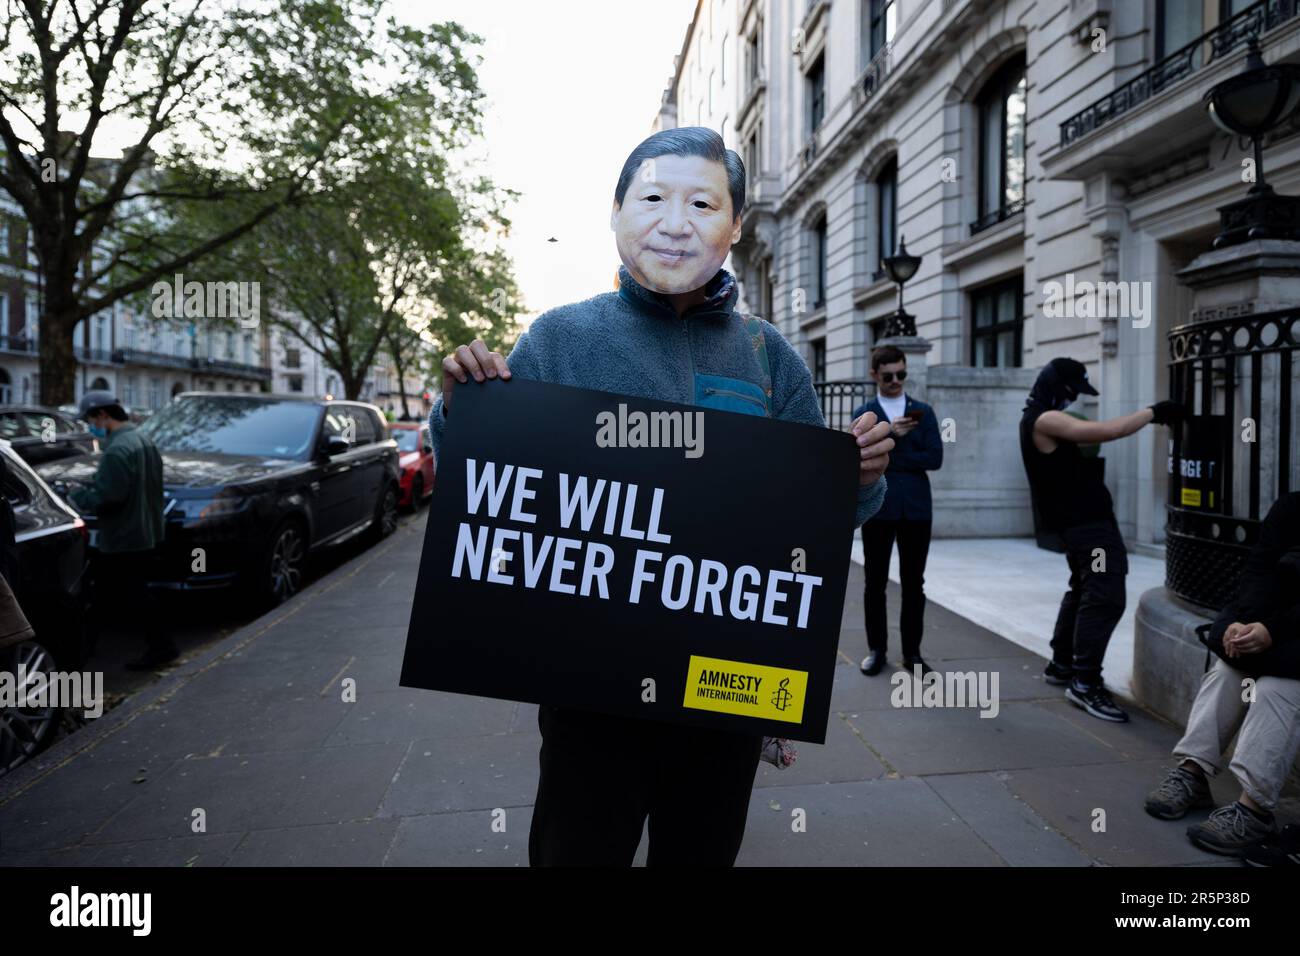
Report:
341,369,363,401
39,306,80,406
35,247,83,406
392,347,410,419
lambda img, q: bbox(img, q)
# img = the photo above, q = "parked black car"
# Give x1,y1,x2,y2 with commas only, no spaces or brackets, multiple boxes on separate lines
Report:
0,405,97,467
0,440,89,774
37,393,401,607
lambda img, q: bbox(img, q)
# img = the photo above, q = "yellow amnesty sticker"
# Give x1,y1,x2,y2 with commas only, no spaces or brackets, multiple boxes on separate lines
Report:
682,655,807,724
1181,488,1202,506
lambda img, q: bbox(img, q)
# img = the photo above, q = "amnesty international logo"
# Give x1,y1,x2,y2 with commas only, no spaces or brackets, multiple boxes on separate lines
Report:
771,677,793,712
682,655,807,723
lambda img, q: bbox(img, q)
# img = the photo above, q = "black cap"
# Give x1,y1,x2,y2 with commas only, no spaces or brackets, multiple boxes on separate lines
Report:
1047,358,1099,396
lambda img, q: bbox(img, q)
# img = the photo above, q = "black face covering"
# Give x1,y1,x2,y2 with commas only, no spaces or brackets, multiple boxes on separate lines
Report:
1024,364,1079,413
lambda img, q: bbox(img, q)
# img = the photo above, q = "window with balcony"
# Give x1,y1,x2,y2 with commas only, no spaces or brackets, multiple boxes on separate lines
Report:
1156,0,1204,60
974,54,1027,234
867,0,896,61
875,157,898,281
970,276,1023,368
807,53,826,135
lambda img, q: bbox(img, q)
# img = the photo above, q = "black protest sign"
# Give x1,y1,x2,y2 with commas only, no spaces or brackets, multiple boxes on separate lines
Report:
400,377,860,743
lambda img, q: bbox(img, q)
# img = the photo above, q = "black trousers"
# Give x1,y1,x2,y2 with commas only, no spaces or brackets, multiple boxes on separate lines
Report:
88,549,174,656
861,518,933,659
528,705,763,866
1051,519,1128,686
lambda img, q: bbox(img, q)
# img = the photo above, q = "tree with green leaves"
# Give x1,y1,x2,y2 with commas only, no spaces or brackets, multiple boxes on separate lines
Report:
0,0,498,404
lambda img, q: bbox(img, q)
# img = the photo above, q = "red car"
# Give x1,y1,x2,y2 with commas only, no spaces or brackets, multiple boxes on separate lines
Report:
390,421,435,510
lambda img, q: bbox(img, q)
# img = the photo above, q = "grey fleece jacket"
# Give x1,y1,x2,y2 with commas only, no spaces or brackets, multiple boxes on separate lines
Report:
428,263,886,529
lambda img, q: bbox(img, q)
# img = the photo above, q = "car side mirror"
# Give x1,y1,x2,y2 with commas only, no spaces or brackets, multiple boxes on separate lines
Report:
323,435,350,456
422,441,433,454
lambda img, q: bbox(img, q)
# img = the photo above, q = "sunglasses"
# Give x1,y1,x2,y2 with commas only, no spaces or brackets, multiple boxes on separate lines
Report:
878,370,907,384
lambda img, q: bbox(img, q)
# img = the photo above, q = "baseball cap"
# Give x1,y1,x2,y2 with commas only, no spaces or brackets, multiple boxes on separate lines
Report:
1047,358,1099,396
77,389,127,421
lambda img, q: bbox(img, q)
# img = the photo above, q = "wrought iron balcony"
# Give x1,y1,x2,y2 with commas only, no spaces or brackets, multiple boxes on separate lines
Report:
856,42,894,107
1059,0,1300,148
970,198,1025,236
0,334,35,354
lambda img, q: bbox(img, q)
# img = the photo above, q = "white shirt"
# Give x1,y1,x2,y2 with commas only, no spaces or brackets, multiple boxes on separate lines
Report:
878,391,907,423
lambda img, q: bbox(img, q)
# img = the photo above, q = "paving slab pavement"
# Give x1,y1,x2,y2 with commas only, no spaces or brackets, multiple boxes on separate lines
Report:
1,512,1294,867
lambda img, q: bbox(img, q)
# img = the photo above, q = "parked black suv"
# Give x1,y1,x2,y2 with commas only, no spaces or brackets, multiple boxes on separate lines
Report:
37,393,400,606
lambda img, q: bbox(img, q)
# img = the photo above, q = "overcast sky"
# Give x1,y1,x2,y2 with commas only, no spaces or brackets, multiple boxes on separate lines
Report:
402,0,699,326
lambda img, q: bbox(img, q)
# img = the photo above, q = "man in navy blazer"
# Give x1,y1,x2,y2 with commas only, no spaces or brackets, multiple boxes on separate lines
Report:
852,346,944,677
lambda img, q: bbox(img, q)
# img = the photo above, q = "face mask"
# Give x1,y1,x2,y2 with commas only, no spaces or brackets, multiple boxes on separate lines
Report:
88,423,107,439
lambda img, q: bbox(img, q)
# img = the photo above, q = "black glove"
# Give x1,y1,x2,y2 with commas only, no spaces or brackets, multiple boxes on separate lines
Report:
1149,400,1186,426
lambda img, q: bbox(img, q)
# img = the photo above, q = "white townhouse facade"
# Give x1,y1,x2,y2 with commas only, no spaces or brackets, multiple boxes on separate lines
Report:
655,0,1300,555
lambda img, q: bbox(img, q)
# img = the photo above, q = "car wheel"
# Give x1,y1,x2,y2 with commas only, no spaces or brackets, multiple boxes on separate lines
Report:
262,519,306,607
371,482,399,541
0,640,62,776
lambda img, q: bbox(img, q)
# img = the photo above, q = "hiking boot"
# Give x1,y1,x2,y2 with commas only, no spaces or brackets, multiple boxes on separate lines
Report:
1044,660,1073,686
1065,679,1129,722
1243,825,1300,867
1186,802,1276,857
1144,765,1214,820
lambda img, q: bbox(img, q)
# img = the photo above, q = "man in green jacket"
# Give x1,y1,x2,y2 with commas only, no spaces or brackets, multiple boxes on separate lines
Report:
70,390,176,670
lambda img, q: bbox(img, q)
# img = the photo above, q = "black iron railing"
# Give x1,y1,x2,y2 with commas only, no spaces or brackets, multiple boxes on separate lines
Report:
858,42,893,104
970,198,1025,236
1166,305,1299,608
0,334,35,353
813,380,873,431
1059,0,1300,148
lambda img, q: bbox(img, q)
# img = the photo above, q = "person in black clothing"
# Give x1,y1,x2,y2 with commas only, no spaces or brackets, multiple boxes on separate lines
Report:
852,346,944,677
1019,358,1183,722
1144,492,1300,857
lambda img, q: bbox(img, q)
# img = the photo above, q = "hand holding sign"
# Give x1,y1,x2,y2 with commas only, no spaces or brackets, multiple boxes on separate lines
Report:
851,410,894,487
442,338,512,412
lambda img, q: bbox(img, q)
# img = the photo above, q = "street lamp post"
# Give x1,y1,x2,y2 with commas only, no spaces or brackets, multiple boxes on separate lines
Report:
1204,37,1300,248
880,235,922,337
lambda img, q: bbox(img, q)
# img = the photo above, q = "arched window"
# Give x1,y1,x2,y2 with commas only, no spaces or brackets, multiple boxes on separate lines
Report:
974,53,1027,234
90,376,110,391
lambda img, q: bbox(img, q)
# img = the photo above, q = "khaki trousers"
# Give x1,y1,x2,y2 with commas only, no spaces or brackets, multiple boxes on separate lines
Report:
1173,656,1300,810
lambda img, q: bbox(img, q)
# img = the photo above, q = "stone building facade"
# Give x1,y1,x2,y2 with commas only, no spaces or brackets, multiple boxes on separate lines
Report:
654,0,1300,551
